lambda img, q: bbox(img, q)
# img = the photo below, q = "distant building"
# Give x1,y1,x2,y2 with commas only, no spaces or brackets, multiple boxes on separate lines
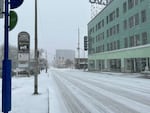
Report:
88,0,150,72
55,49,75,68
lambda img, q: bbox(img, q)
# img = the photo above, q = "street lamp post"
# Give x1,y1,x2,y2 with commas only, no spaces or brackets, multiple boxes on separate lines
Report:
34,0,38,94
2,0,12,112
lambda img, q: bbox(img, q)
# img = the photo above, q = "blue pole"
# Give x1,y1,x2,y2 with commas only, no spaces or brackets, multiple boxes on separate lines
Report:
4,0,8,59
2,0,12,112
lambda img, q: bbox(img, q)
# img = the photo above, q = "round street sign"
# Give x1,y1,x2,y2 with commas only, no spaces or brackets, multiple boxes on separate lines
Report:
10,11,18,31
10,0,24,9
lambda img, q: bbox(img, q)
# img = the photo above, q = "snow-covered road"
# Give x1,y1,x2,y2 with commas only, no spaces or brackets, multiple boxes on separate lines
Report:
50,69,150,113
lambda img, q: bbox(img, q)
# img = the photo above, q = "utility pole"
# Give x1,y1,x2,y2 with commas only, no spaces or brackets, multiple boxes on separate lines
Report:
77,28,80,69
46,50,48,73
34,0,38,94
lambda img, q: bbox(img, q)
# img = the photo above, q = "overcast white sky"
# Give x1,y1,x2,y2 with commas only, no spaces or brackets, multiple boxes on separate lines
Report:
0,0,91,59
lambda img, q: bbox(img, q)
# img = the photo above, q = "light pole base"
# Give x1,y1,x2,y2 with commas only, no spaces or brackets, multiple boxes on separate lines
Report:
2,59,12,113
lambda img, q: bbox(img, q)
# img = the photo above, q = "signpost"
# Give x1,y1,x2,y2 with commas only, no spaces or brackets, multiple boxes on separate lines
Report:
18,31,30,74
18,31,30,53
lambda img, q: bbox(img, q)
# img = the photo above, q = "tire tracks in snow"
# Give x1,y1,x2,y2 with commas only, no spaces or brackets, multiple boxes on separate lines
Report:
52,71,92,113
53,70,150,113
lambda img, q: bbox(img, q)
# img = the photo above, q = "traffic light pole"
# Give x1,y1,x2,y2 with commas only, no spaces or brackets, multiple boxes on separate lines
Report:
2,0,12,112
2,0,24,112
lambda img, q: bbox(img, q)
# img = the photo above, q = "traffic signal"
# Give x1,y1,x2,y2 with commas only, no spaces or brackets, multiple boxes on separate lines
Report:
10,0,24,9
84,36,88,51
9,0,24,31
10,10,18,31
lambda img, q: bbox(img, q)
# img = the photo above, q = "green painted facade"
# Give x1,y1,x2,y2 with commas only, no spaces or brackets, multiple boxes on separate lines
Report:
88,0,150,72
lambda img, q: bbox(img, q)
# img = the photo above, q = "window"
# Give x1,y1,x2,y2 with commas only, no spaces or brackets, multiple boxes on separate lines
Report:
142,32,148,45
123,2,127,13
130,35,134,47
123,20,127,30
124,37,128,48
109,11,115,22
111,42,113,50
134,13,139,25
96,24,98,31
97,23,99,30
135,34,140,46
141,10,146,23
117,40,120,49
106,16,109,24
129,16,134,28
102,19,104,27
112,26,116,35
116,24,119,33
107,29,109,37
114,41,117,50
102,32,104,40
116,8,119,18
135,0,138,5
128,0,134,9
93,48,95,53
92,37,95,43
89,27,95,35
110,27,113,36
92,27,94,33
107,43,110,51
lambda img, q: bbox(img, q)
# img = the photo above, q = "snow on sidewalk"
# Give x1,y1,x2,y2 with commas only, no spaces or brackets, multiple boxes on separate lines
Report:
0,71,50,113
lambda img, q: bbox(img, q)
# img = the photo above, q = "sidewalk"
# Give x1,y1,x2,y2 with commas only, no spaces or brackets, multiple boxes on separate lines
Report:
0,71,50,113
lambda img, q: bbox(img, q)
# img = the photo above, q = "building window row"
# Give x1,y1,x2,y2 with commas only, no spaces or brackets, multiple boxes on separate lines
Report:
107,40,120,51
107,24,119,37
106,8,119,24
96,19,104,31
96,45,104,53
128,0,135,9
89,27,95,35
96,32,105,42
91,37,95,44
88,36,95,44
124,9,146,30
89,32,148,54
141,10,146,23
123,0,141,13
124,32,148,48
